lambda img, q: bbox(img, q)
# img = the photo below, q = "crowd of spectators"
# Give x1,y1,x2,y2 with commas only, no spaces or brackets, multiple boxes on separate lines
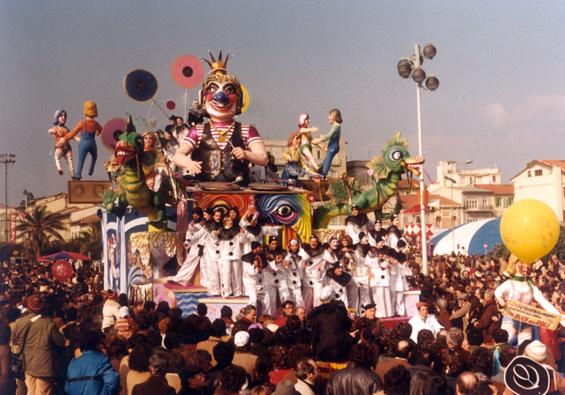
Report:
0,252,564,395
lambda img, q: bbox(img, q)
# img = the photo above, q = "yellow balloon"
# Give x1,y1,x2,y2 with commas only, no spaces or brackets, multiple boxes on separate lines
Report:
500,199,560,264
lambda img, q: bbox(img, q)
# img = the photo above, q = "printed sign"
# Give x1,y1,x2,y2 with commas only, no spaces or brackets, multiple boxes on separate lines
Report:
503,299,561,330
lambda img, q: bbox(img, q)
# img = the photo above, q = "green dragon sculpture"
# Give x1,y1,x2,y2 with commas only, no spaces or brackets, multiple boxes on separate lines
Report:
104,119,173,231
313,132,423,229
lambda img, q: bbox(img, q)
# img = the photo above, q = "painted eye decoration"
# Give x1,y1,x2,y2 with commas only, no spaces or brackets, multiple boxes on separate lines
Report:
256,195,300,225
389,149,404,161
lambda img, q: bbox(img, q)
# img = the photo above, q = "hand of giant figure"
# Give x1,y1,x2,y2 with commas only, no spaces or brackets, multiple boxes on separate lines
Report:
173,52,268,185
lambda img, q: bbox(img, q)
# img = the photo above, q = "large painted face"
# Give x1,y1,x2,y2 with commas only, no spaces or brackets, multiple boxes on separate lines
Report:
203,80,239,123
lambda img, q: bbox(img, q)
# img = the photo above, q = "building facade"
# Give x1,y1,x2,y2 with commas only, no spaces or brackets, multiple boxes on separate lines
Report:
511,160,565,222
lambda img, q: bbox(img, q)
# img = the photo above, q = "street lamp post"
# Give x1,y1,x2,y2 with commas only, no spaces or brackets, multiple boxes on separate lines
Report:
397,43,439,275
0,154,16,244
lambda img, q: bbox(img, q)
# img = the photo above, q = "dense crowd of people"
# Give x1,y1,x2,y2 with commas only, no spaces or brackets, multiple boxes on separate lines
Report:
1,214,565,394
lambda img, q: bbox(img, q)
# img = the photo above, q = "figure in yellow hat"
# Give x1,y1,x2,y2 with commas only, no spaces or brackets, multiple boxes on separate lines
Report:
65,101,102,180
173,51,268,185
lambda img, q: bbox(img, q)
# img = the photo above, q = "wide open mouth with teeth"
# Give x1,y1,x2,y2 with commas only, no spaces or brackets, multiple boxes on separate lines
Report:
402,156,425,175
114,142,136,165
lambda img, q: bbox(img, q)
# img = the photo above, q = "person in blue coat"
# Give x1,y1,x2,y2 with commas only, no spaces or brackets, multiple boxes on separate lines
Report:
65,327,119,395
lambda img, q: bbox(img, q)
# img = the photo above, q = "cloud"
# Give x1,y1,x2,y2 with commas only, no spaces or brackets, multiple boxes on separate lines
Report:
482,102,509,127
523,94,565,121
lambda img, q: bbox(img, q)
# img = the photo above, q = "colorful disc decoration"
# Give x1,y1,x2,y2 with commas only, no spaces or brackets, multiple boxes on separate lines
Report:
241,84,250,113
166,100,176,110
171,54,205,89
125,69,158,102
52,259,74,282
101,118,127,151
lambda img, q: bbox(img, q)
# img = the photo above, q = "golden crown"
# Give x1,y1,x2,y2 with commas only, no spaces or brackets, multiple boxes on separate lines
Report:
203,51,231,76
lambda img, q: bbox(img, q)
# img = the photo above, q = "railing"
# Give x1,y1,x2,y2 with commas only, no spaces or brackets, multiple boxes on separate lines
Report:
464,204,493,211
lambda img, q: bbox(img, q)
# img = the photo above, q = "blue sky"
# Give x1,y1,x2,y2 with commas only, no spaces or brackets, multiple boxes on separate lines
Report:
2,0,565,204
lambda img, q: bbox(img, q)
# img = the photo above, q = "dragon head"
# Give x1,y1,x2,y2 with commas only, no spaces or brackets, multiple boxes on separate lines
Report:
367,132,424,178
113,116,141,166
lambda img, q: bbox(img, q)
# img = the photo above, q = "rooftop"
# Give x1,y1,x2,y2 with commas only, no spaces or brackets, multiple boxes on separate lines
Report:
475,184,514,196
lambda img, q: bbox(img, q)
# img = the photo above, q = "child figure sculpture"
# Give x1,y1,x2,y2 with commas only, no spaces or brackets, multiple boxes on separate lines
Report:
48,109,75,176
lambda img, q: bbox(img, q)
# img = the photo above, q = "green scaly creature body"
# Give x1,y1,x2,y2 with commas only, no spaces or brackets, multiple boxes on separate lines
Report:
104,127,167,230
313,132,424,229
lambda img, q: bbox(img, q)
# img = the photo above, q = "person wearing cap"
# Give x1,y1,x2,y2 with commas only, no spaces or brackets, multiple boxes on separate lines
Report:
523,341,565,392
241,241,266,307
12,294,66,395
409,302,444,343
283,240,306,308
232,331,257,376
302,235,326,312
366,247,393,318
307,285,354,362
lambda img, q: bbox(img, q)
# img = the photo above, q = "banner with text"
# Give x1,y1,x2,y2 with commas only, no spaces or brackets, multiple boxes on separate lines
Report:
503,300,561,330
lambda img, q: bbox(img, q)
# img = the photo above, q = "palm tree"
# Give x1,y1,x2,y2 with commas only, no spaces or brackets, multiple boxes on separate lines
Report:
75,223,102,260
16,205,66,258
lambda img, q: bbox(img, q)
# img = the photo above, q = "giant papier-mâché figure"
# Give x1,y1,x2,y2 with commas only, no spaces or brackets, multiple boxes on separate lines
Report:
173,51,268,185
48,109,75,176
313,132,423,228
65,101,102,180
494,259,565,345
104,117,171,230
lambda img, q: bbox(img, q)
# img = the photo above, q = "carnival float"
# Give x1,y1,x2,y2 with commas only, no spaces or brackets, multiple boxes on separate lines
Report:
56,50,421,316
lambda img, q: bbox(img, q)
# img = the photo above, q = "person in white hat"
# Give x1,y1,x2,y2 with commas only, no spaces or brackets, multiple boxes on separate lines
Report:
232,331,257,376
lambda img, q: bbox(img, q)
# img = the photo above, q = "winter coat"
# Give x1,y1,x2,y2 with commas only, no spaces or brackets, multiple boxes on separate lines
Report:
12,315,66,378
326,364,382,395
474,300,499,344
65,350,119,395
307,301,353,362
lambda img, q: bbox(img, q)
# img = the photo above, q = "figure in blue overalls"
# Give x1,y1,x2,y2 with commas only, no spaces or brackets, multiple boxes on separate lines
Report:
65,101,102,180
